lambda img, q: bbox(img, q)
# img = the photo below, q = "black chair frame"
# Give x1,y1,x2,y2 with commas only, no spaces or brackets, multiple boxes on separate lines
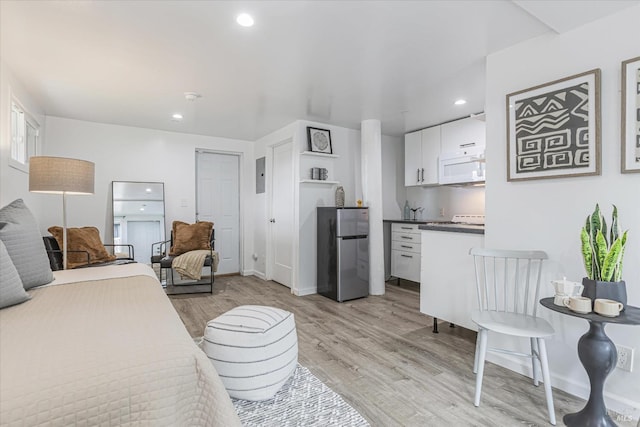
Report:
152,229,215,294
43,236,134,271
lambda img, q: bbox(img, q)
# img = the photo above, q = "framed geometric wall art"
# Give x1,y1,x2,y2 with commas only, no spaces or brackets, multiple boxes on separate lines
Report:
506,69,601,181
621,56,640,173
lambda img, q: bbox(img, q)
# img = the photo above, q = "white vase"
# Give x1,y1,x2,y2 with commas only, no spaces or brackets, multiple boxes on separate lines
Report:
335,186,345,207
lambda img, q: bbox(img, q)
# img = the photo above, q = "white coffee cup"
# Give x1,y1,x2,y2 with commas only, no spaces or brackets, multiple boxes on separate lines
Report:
594,299,624,317
563,296,592,314
552,279,584,297
554,295,569,306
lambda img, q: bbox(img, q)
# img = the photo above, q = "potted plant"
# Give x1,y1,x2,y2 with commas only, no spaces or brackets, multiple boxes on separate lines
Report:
580,204,628,308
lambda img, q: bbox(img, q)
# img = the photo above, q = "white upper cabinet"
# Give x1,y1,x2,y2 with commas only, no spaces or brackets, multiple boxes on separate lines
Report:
440,117,486,154
404,130,422,186
404,127,440,187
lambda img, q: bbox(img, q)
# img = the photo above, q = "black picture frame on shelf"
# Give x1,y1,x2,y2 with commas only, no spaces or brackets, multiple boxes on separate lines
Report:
307,127,333,154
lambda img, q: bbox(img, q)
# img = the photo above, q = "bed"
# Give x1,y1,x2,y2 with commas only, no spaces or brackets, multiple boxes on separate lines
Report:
0,263,241,426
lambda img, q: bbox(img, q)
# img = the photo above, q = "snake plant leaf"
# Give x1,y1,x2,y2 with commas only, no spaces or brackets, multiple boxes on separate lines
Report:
602,238,623,282
610,205,620,244
580,228,593,279
601,217,608,247
614,230,628,282
595,230,608,278
589,204,602,245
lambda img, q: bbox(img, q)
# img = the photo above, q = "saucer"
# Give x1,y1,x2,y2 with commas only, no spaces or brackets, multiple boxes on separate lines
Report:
568,307,591,314
595,311,620,317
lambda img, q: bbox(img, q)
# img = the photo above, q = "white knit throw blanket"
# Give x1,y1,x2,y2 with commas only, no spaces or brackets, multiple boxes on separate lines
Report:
173,250,218,280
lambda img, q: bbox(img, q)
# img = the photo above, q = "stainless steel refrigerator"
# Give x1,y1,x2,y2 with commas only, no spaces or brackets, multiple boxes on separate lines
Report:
317,207,369,302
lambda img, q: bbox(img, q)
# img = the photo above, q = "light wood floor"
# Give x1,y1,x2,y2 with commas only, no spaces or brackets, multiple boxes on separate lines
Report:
168,275,619,427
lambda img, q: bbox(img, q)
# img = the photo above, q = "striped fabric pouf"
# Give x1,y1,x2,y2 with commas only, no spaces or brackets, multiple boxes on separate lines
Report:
203,305,298,401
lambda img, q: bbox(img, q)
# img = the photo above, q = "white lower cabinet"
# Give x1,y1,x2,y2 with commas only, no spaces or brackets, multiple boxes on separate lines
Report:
420,229,484,330
391,223,421,282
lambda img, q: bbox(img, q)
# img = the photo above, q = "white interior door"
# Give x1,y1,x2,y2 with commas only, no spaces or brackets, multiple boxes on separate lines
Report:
196,151,241,275
127,220,161,264
270,140,294,288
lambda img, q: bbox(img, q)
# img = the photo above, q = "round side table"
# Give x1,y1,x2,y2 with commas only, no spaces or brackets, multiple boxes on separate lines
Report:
540,298,640,427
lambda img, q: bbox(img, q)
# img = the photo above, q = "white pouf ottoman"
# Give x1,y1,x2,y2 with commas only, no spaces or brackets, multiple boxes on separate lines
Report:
203,305,298,401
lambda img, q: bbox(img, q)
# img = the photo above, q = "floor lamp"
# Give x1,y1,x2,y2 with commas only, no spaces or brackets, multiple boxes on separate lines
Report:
29,156,95,270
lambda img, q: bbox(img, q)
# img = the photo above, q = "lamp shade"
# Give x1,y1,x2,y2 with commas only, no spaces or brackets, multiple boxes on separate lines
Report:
29,156,95,195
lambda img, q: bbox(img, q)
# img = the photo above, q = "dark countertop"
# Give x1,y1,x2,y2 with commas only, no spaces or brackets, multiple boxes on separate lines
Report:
418,224,485,235
383,219,430,224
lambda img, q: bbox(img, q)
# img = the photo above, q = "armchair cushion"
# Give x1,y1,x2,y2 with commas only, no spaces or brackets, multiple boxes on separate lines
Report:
0,199,54,289
48,226,116,269
169,221,213,256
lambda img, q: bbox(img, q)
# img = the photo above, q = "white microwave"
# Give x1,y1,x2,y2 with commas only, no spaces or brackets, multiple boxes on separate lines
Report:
438,146,485,185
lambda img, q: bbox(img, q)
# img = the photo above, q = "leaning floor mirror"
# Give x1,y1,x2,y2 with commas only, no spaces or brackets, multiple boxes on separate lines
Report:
111,181,165,265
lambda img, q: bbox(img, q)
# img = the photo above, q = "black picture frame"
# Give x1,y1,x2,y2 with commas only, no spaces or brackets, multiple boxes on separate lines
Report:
307,127,333,154
506,69,601,181
621,56,640,173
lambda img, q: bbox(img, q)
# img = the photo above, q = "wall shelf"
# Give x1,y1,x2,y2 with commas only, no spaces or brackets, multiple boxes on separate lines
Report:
299,179,340,185
300,151,339,159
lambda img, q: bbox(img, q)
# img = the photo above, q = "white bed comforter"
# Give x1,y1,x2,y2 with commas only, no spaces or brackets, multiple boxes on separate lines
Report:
0,264,241,426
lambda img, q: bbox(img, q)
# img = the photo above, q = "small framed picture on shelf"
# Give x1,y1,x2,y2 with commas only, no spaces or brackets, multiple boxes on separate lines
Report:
621,56,640,173
307,127,333,154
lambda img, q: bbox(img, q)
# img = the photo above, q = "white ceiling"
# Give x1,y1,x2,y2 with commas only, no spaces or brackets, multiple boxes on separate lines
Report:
1,1,637,141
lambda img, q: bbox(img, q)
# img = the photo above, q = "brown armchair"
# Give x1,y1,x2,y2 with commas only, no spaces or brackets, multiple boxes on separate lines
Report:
152,223,215,294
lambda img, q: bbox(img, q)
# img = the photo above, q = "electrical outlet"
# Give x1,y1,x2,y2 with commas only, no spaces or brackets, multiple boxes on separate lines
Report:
439,207,445,217
616,345,634,372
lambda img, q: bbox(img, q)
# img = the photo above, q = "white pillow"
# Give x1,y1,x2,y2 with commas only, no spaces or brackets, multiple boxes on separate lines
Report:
0,199,54,289
0,239,31,309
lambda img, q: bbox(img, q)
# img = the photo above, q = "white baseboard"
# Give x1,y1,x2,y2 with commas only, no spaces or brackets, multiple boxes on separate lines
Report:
242,269,267,280
292,286,316,297
486,352,639,421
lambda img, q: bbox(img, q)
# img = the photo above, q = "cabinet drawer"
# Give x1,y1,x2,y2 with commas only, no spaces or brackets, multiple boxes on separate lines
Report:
392,223,421,234
391,250,420,282
391,240,420,254
392,231,421,244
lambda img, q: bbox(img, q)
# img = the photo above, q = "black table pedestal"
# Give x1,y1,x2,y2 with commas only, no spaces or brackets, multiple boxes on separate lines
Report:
563,321,617,427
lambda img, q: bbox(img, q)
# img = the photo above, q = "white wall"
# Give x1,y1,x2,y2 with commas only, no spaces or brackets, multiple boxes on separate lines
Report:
43,117,256,274
0,60,46,212
381,134,405,220
253,120,403,295
485,6,640,418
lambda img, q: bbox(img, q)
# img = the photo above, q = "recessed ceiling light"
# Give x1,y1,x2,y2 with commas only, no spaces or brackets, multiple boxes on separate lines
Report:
236,13,254,27
145,188,152,192
184,92,202,101
140,207,145,211
172,113,183,121
454,99,467,106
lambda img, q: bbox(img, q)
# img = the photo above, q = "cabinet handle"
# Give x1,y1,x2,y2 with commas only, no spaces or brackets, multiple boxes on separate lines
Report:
401,236,413,240
401,245,412,249
421,168,425,182
401,254,413,258
401,226,412,230
460,142,476,148
416,168,420,183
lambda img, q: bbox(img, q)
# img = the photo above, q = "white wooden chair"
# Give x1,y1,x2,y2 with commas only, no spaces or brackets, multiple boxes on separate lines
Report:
470,248,556,425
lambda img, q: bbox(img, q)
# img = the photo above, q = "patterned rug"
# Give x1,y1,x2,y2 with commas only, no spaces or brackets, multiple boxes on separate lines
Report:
232,365,370,427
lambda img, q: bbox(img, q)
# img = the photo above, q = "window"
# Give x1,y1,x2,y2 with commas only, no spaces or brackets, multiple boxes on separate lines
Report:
10,97,39,172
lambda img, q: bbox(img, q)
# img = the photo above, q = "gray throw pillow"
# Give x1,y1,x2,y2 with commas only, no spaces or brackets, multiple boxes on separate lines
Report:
0,239,31,309
0,199,54,289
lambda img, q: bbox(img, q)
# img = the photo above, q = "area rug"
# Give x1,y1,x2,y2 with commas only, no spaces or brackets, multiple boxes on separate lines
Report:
232,364,370,427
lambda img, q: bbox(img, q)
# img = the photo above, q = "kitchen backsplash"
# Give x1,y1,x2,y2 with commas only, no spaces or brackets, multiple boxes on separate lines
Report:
405,185,485,221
